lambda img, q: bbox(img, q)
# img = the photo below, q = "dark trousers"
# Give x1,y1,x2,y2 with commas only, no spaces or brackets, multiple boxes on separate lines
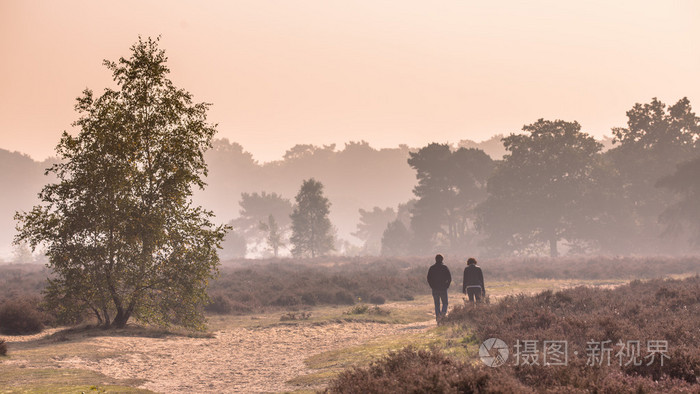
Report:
432,289,448,319
466,287,482,303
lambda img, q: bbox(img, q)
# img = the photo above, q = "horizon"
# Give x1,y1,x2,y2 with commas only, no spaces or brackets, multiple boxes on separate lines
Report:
1,132,615,164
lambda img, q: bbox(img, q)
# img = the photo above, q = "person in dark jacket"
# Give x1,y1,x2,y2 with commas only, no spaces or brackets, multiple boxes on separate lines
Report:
427,254,451,322
462,257,485,303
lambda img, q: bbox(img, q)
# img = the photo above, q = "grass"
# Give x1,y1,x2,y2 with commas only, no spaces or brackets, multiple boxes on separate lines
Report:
0,367,154,393
206,294,436,331
206,277,661,332
287,328,439,387
286,321,489,388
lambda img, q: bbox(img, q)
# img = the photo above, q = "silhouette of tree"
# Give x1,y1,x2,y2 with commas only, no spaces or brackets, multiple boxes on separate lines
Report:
258,214,285,257
657,156,700,247
14,37,227,329
478,119,602,257
231,191,292,254
290,178,334,257
408,144,494,253
352,207,396,255
380,219,412,256
606,97,700,253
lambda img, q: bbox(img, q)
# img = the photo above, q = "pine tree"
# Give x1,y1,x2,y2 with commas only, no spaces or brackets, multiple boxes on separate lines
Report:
289,179,334,257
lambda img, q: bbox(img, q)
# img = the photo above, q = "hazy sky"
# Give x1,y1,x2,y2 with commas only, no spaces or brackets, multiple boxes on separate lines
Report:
1,1,698,163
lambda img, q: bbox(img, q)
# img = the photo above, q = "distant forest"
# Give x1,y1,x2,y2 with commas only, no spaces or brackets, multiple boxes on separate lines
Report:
2,97,698,259
1,135,501,259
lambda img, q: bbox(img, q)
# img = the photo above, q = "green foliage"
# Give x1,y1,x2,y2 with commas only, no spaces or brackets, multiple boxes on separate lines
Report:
14,37,227,330
344,304,390,316
290,178,335,257
478,119,602,257
408,144,494,253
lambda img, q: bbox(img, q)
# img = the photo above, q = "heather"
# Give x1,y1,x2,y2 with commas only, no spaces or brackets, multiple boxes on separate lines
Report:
328,276,700,392
2,256,699,319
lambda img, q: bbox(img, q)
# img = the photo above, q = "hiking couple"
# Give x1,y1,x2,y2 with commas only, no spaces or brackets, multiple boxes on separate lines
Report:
426,254,485,323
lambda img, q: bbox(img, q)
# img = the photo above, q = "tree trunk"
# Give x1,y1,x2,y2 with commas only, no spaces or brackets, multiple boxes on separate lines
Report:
92,307,102,326
549,237,559,258
101,308,111,329
112,307,131,328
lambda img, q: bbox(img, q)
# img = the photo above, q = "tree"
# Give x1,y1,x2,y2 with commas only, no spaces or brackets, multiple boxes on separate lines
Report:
290,178,334,257
258,214,285,257
657,156,700,247
14,37,227,330
408,144,494,253
230,191,292,254
477,119,602,257
380,219,412,256
605,97,700,253
352,207,396,255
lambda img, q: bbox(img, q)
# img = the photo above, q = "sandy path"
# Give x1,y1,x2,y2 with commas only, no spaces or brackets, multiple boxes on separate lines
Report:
53,320,432,393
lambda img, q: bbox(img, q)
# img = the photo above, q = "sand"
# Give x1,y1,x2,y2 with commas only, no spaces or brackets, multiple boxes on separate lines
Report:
4,320,432,393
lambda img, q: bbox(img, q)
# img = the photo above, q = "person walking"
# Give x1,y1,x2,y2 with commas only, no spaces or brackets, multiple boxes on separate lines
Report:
427,254,451,323
462,257,485,303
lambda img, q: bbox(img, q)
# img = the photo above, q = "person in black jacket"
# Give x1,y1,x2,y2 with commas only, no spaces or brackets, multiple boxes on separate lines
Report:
427,254,451,322
462,257,485,303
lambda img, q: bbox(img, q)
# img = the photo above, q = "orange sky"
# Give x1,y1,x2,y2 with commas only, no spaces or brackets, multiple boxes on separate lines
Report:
1,0,699,162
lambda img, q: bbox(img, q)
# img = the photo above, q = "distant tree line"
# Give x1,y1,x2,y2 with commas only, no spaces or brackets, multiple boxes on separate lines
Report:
222,97,699,259
375,98,699,257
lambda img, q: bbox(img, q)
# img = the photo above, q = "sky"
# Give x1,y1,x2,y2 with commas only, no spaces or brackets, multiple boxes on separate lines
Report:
1,0,699,163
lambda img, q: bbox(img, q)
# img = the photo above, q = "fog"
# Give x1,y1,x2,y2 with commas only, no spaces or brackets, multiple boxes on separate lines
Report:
2,100,697,261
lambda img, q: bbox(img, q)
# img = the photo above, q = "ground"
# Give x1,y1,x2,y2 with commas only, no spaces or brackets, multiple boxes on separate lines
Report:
0,278,635,393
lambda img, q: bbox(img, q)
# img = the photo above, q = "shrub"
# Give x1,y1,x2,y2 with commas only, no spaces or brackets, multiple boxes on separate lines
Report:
280,311,311,321
344,304,369,315
344,304,390,316
0,339,7,356
334,291,354,305
368,306,390,316
325,347,530,393
0,298,44,335
300,292,317,305
442,276,700,390
272,295,300,307
197,256,700,316
205,294,233,314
